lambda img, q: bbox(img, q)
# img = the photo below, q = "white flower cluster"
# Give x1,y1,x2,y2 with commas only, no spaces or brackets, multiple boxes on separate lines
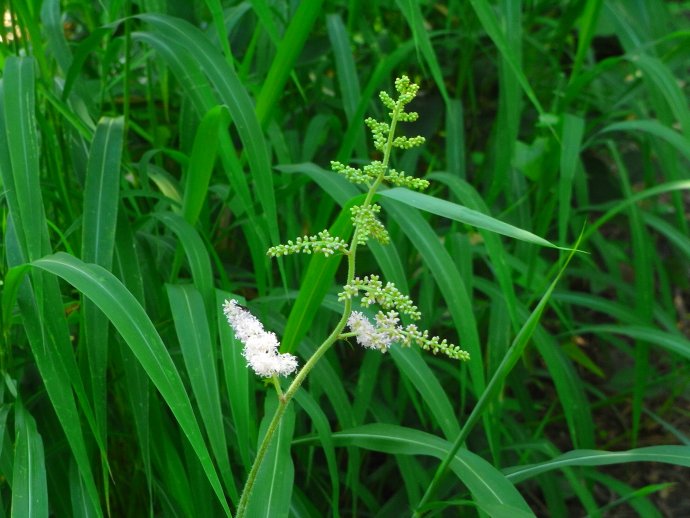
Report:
346,309,470,361
223,299,298,377
347,311,402,352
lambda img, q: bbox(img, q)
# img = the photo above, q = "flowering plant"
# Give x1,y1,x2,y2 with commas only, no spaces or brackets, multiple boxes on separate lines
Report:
224,76,469,516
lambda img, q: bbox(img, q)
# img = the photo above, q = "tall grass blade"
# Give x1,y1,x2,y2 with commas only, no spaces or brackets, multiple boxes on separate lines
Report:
558,115,584,243
167,283,238,502
254,0,325,126
487,0,522,199
390,347,460,441
245,394,296,517
293,390,340,513
585,180,690,240
81,115,123,442
381,198,485,396
568,0,604,84
396,0,449,103
610,142,653,445
634,54,690,139
327,14,366,157
11,404,48,518
112,213,153,502
600,120,690,165
428,173,520,329
182,105,228,226
153,212,215,324
415,231,582,512
136,13,278,251
468,0,543,114
445,99,466,179
203,0,233,64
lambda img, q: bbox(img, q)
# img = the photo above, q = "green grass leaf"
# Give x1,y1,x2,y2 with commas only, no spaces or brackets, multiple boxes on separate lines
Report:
135,13,278,254
12,404,48,518
506,446,690,483
167,283,238,503
245,394,296,517
254,0,325,125
378,188,564,248
183,105,228,226
81,115,124,441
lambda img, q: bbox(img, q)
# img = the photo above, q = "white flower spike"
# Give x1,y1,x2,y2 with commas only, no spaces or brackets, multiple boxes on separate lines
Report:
223,299,298,377
347,311,399,352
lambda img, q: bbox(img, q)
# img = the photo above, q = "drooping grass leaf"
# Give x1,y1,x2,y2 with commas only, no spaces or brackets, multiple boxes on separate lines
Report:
378,188,565,248
332,423,534,515
506,446,690,483
135,13,278,267
81,115,123,440
31,252,231,516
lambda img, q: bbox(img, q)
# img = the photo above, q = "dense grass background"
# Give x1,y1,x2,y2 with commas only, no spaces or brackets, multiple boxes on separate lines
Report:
1,0,690,516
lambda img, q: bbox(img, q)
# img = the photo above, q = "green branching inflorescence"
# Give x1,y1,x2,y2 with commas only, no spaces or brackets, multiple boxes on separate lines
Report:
235,76,469,517
264,74,468,362
331,77,430,193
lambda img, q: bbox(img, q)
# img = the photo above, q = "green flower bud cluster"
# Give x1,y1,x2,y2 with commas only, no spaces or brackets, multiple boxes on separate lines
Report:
391,135,425,149
380,91,419,122
393,75,419,105
351,204,389,245
330,160,370,185
385,168,429,190
378,76,420,112
399,323,470,361
365,118,425,151
267,230,349,258
365,117,390,152
331,159,428,190
338,274,421,320
330,160,388,186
